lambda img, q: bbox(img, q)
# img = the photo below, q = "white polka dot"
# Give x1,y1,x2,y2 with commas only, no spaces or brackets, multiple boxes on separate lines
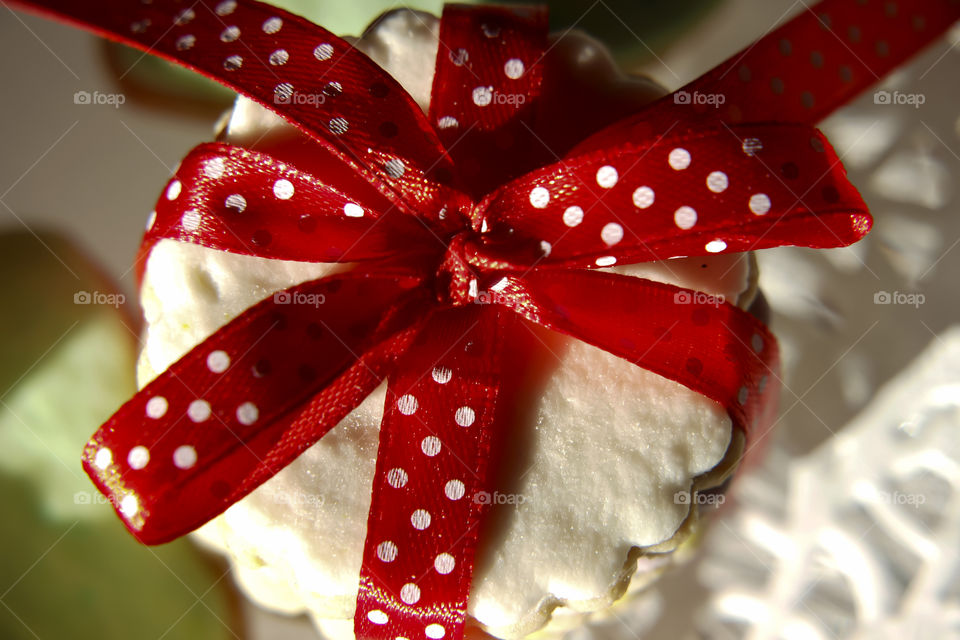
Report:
562,206,584,227
367,610,389,625
596,165,618,188
426,624,446,639
434,553,455,574
181,209,201,232
397,394,418,415
529,187,550,208
146,396,168,419
272,179,294,200
207,350,230,373
472,86,493,106
432,366,452,384
120,494,139,517
411,509,432,530
669,148,692,170
749,193,771,215
343,203,364,218
215,0,236,16
454,406,475,427
387,468,408,488
450,48,469,66
145,210,156,231
268,49,289,66
166,179,181,200
601,222,624,246
127,446,149,470
187,399,211,423
175,34,195,51
706,171,729,193
738,386,749,404
445,480,465,500
421,436,442,457
742,137,763,156
632,186,655,209
236,402,259,426
377,540,398,562
173,445,197,469
705,239,727,253
223,55,243,71
220,25,240,42
400,583,421,604
540,240,552,256
274,82,294,102
752,333,764,353
384,159,405,178
94,447,112,470
758,375,769,393
329,117,349,135
437,116,458,129
504,58,525,79
314,43,334,61
174,8,195,25
595,256,617,267
674,206,698,229
203,157,226,179
262,17,283,34
225,193,246,212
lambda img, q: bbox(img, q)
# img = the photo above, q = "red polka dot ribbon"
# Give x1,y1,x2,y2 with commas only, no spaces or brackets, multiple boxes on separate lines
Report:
8,0,958,638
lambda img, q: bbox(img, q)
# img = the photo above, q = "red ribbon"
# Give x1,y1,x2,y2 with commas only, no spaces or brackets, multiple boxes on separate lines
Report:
8,0,958,638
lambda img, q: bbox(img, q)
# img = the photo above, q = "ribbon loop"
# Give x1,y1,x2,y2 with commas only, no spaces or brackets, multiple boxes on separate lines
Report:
83,269,430,543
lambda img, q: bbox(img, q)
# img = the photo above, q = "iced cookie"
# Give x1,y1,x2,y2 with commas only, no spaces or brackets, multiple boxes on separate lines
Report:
133,9,758,639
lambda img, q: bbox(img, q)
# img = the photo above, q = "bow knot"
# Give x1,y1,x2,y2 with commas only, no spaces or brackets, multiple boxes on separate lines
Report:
434,232,484,307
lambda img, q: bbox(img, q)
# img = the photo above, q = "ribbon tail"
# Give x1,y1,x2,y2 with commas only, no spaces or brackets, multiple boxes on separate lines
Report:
7,0,452,207
571,0,960,153
494,270,781,437
83,268,430,544
354,305,517,640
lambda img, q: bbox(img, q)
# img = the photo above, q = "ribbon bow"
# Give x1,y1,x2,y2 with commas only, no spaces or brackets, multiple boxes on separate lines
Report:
10,0,959,638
